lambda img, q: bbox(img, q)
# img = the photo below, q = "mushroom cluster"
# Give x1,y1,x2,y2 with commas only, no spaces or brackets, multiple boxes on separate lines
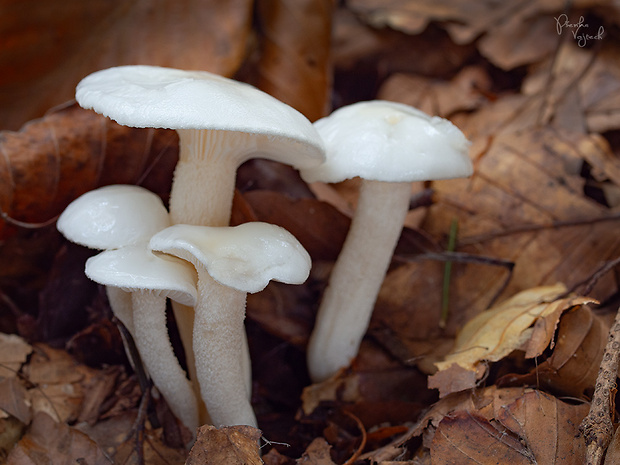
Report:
59,65,474,438
58,65,324,434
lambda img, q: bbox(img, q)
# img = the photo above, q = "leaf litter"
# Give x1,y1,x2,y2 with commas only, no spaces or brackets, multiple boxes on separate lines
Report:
1,1,620,464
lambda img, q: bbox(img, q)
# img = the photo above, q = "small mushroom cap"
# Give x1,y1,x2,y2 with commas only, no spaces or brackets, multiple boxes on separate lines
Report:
85,244,198,306
149,222,311,294
76,65,325,169
57,185,170,250
300,100,473,183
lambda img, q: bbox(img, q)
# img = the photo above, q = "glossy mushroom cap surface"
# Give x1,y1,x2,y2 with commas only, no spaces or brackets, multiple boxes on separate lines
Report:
76,65,325,170
57,185,170,250
149,222,311,293
300,100,473,183
85,244,198,306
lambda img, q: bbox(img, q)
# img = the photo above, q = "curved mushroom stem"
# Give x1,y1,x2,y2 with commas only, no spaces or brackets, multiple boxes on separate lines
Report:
131,292,200,434
193,268,257,427
306,179,411,383
105,286,134,333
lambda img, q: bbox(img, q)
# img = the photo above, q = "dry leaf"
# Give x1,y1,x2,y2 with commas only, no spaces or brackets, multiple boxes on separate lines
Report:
0,332,32,378
255,0,333,121
186,424,262,465
0,104,178,238
0,378,31,425
429,390,588,464
0,0,253,129
297,438,336,464
7,411,112,464
499,304,609,397
429,284,596,397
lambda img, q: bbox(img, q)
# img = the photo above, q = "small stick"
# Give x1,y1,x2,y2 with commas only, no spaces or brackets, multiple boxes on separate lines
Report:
580,305,620,465
439,219,459,328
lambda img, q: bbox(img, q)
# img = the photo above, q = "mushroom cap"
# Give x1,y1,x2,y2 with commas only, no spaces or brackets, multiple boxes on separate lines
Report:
149,222,311,294
300,100,473,183
76,65,325,169
57,185,170,250
85,244,198,306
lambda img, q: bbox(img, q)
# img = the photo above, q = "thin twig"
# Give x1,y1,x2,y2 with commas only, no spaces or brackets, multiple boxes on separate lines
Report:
342,410,367,465
580,305,620,465
439,219,459,328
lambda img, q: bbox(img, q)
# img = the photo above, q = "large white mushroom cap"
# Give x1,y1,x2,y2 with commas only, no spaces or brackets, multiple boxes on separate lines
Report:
76,65,325,169
149,222,311,294
300,100,473,183
57,185,170,250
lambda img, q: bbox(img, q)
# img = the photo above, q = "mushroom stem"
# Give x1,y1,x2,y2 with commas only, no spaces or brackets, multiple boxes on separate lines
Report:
170,129,250,226
193,268,257,427
306,179,411,382
131,292,200,433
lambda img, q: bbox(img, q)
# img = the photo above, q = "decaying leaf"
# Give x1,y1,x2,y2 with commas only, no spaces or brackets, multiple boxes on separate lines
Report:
186,424,262,465
0,332,32,378
430,389,588,464
0,378,31,425
429,284,597,397
296,437,336,465
7,411,112,464
499,303,609,398
0,104,179,239
254,0,332,121
0,0,253,130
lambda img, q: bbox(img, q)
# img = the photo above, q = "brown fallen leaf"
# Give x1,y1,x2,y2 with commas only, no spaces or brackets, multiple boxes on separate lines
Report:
429,284,596,397
499,303,609,398
430,390,588,464
0,0,253,130
0,378,31,425
0,103,179,239
254,0,333,121
7,411,112,464
296,437,336,465
0,332,32,378
186,424,262,465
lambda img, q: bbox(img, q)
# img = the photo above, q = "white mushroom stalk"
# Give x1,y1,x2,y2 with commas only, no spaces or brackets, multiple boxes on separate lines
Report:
86,245,200,433
149,222,311,427
56,185,200,434
301,101,473,383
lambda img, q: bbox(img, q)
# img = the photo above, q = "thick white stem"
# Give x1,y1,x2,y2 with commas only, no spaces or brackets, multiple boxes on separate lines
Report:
106,286,134,333
131,292,199,434
168,128,255,424
307,180,411,382
193,268,257,427
169,129,253,227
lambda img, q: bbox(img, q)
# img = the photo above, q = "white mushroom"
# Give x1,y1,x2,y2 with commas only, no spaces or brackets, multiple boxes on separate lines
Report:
149,222,311,427
301,100,473,383
56,185,200,434
86,245,200,433
75,65,325,227
57,185,170,333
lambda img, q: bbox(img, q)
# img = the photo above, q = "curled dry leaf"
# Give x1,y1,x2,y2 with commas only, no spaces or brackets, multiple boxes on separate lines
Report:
429,284,597,397
255,0,333,121
186,424,262,465
499,303,609,398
